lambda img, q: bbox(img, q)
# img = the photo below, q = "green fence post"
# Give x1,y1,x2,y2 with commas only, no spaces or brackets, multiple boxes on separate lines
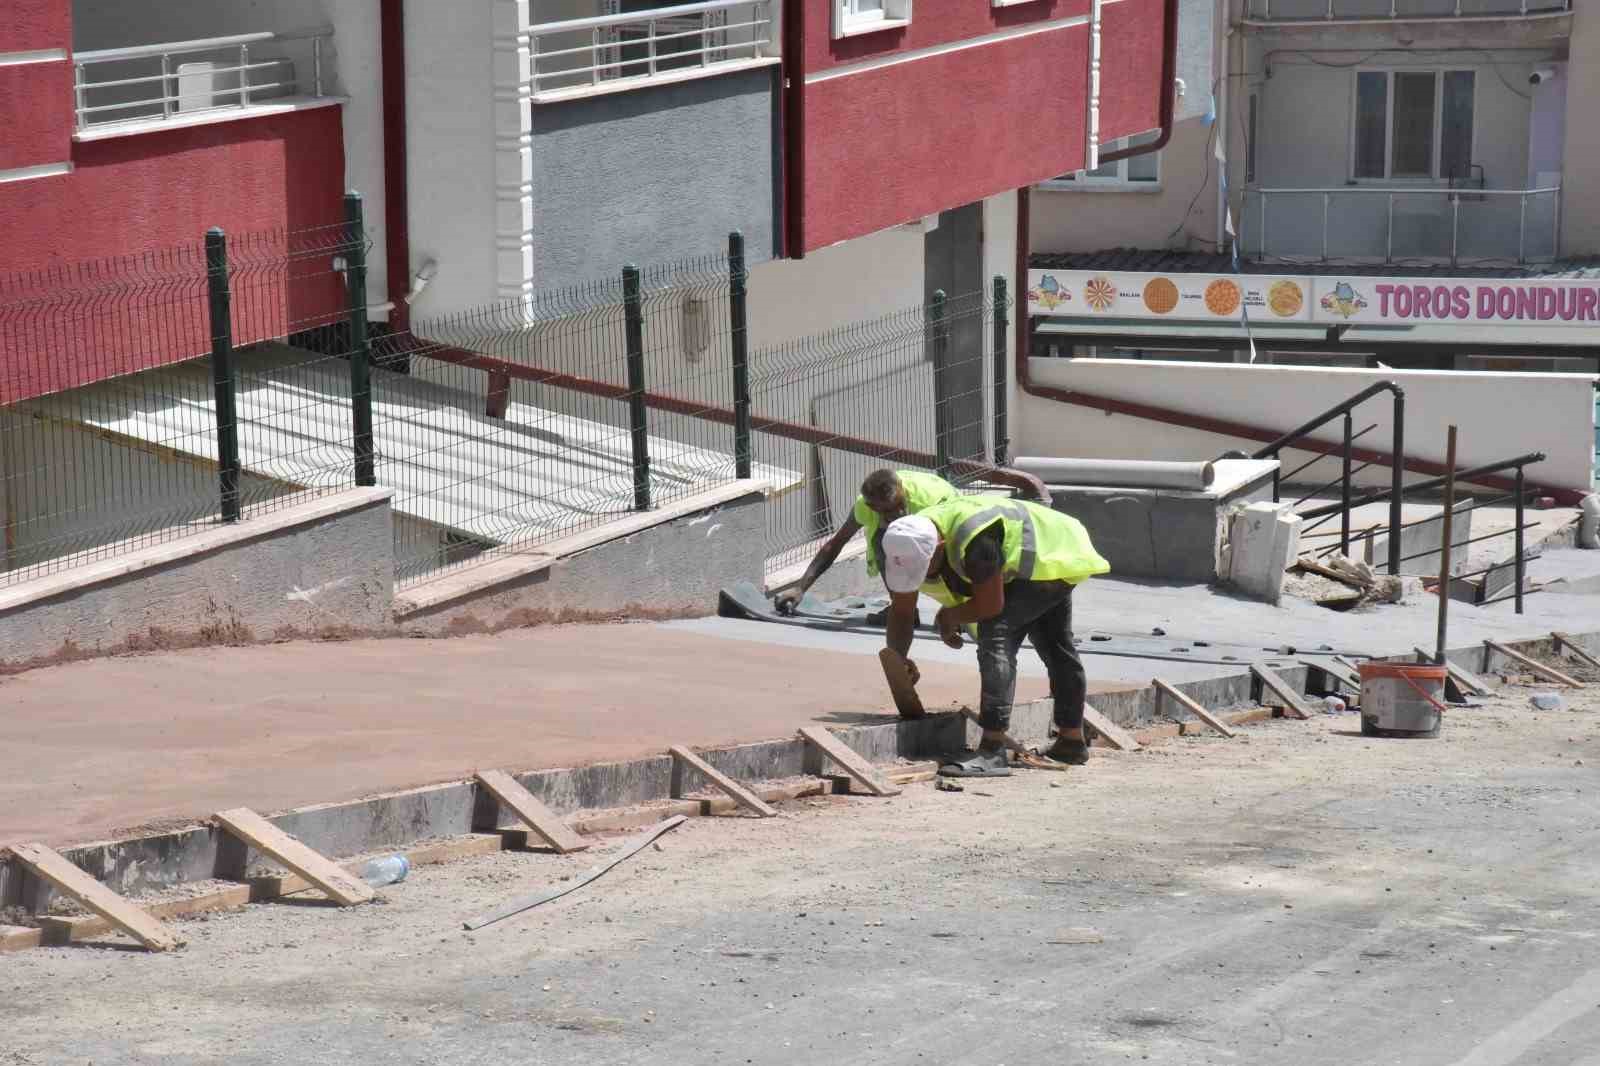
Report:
930,289,951,478
205,228,241,522
623,264,651,511
345,191,375,487
991,275,1009,467
729,231,752,479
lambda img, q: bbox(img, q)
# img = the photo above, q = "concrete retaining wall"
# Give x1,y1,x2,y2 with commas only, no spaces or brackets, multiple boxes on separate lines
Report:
0,489,396,671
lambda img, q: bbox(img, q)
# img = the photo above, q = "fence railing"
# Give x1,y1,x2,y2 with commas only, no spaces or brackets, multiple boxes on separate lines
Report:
2,208,1010,592
1243,0,1570,20
74,26,335,130
1244,186,1562,265
518,0,775,100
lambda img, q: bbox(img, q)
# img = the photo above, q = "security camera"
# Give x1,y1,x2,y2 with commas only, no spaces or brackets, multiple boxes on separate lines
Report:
1529,68,1557,86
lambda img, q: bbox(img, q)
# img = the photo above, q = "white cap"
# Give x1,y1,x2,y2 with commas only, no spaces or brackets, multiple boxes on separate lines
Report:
881,515,939,594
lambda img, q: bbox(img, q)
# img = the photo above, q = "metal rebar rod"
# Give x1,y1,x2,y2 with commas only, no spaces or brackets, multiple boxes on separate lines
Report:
1435,425,1457,664
205,228,241,523
728,231,751,479
1341,411,1353,554
1514,463,1526,614
1387,390,1405,575
623,264,651,511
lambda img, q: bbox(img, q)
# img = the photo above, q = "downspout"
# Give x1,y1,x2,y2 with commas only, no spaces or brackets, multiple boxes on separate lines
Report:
1096,0,1179,166
1009,2,1581,507
380,0,411,332
1082,0,1103,174
781,0,806,258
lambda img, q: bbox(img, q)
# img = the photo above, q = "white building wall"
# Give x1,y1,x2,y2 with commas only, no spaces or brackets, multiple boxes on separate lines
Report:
1015,358,1597,493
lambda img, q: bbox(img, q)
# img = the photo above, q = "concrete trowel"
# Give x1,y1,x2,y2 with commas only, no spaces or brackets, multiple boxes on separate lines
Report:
878,647,926,719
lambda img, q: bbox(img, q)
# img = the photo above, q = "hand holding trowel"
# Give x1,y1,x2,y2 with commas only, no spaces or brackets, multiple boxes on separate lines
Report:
878,647,927,719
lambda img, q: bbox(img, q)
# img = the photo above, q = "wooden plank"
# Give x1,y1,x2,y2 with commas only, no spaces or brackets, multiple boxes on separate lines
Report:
5,842,185,952
797,726,900,797
40,883,253,945
1152,679,1236,738
1553,632,1600,672
475,770,590,854
1484,640,1584,689
0,925,43,953
1300,656,1361,691
213,808,375,906
668,745,778,817
879,647,926,718
1082,703,1141,751
1414,647,1492,696
1252,664,1317,720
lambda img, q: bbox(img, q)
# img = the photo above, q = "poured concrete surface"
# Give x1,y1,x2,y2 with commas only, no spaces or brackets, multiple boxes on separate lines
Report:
5,685,1600,1064
0,625,1083,848
5,568,1598,850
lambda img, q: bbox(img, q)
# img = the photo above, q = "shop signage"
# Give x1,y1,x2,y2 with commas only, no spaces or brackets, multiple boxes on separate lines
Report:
1028,270,1600,329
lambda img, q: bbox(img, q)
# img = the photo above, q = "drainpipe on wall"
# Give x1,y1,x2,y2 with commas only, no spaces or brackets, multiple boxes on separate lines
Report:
381,0,411,332
1096,0,1180,166
781,0,806,259
1082,0,1103,175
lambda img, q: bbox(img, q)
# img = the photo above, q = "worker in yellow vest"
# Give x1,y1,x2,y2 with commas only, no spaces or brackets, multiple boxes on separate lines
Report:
774,467,1048,615
879,496,1110,777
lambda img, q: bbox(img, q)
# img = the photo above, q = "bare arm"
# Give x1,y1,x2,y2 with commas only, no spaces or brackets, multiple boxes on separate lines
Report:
886,590,919,658
984,467,1051,503
775,515,862,612
935,571,1005,627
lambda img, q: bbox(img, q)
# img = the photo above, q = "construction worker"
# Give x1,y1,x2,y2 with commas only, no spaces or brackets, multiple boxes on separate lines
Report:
879,496,1110,777
774,467,1050,615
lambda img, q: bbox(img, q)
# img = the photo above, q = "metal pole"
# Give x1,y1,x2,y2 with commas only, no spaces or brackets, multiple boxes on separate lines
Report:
345,192,375,488
930,289,951,478
1451,196,1460,268
161,54,173,118
1321,192,1330,261
1386,193,1395,263
239,44,251,106
205,228,242,523
313,37,323,97
623,264,651,511
1341,411,1353,554
728,231,751,479
1388,389,1405,575
1435,425,1457,665
74,63,86,130
1514,463,1526,614
1518,193,1528,265
992,275,1010,467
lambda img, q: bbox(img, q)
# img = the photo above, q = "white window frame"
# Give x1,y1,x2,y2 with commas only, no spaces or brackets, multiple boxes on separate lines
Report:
1039,134,1163,192
1348,67,1478,184
833,0,912,39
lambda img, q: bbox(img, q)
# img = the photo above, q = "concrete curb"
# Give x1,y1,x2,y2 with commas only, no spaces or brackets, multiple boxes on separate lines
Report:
2,629,1594,940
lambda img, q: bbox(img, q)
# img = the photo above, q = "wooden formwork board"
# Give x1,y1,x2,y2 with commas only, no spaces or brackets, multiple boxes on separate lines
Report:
213,808,375,906
668,745,778,817
1252,664,1317,720
5,842,185,952
797,726,900,797
1152,680,1236,738
475,770,590,854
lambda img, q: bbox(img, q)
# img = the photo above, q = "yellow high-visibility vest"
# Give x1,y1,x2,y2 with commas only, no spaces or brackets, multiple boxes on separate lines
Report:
853,470,960,577
913,496,1110,610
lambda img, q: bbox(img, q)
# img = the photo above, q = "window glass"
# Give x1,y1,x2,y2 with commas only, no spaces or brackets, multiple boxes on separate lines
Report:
1440,70,1475,180
1391,72,1437,177
1353,72,1389,179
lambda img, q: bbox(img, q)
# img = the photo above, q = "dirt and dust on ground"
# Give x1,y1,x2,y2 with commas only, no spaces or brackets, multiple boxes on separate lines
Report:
4,675,1600,1065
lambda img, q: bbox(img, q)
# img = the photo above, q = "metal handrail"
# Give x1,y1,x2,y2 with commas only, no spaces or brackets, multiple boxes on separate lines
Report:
523,0,760,36
519,0,773,97
1245,0,1570,20
1252,381,1405,570
74,27,335,131
1245,185,1562,266
74,27,333,64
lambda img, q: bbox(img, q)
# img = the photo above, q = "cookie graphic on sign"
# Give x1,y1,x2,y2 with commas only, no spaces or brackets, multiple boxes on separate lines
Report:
1267,280,1304,318
1143,277,1179,315
1204,278,1241,316
1084,276,1116,311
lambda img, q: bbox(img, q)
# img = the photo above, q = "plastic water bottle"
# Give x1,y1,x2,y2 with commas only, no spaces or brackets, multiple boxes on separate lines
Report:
360,855,410,887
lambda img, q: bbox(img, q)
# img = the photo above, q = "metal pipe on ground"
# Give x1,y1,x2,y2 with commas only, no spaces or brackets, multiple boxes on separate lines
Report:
1435,425,1457,665
1009,457,1216,492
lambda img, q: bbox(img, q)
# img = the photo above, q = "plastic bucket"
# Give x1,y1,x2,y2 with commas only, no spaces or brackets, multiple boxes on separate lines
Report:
1358,662,1447,738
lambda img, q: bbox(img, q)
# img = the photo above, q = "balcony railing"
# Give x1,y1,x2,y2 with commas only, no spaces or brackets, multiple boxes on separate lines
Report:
522,0,775,102
73,27,335,132
1244,0,1570,21
1243,186,1562,266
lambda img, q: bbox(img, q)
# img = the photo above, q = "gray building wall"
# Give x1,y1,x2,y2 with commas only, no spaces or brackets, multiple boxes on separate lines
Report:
529,66,779,286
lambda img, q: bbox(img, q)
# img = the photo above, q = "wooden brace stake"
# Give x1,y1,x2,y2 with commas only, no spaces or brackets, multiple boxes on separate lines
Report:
797,726,900,796
668,745,778,817
1152,679,1236,738
475,770,591,853
5,842,185,952
1484,640,1584,689
213,808,375,906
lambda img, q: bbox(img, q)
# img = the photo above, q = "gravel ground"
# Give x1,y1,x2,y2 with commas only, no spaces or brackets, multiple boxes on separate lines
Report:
5,676,1600,1065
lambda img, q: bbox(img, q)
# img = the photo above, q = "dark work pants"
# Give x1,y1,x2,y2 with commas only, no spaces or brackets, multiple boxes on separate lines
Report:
975,580,1086,734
